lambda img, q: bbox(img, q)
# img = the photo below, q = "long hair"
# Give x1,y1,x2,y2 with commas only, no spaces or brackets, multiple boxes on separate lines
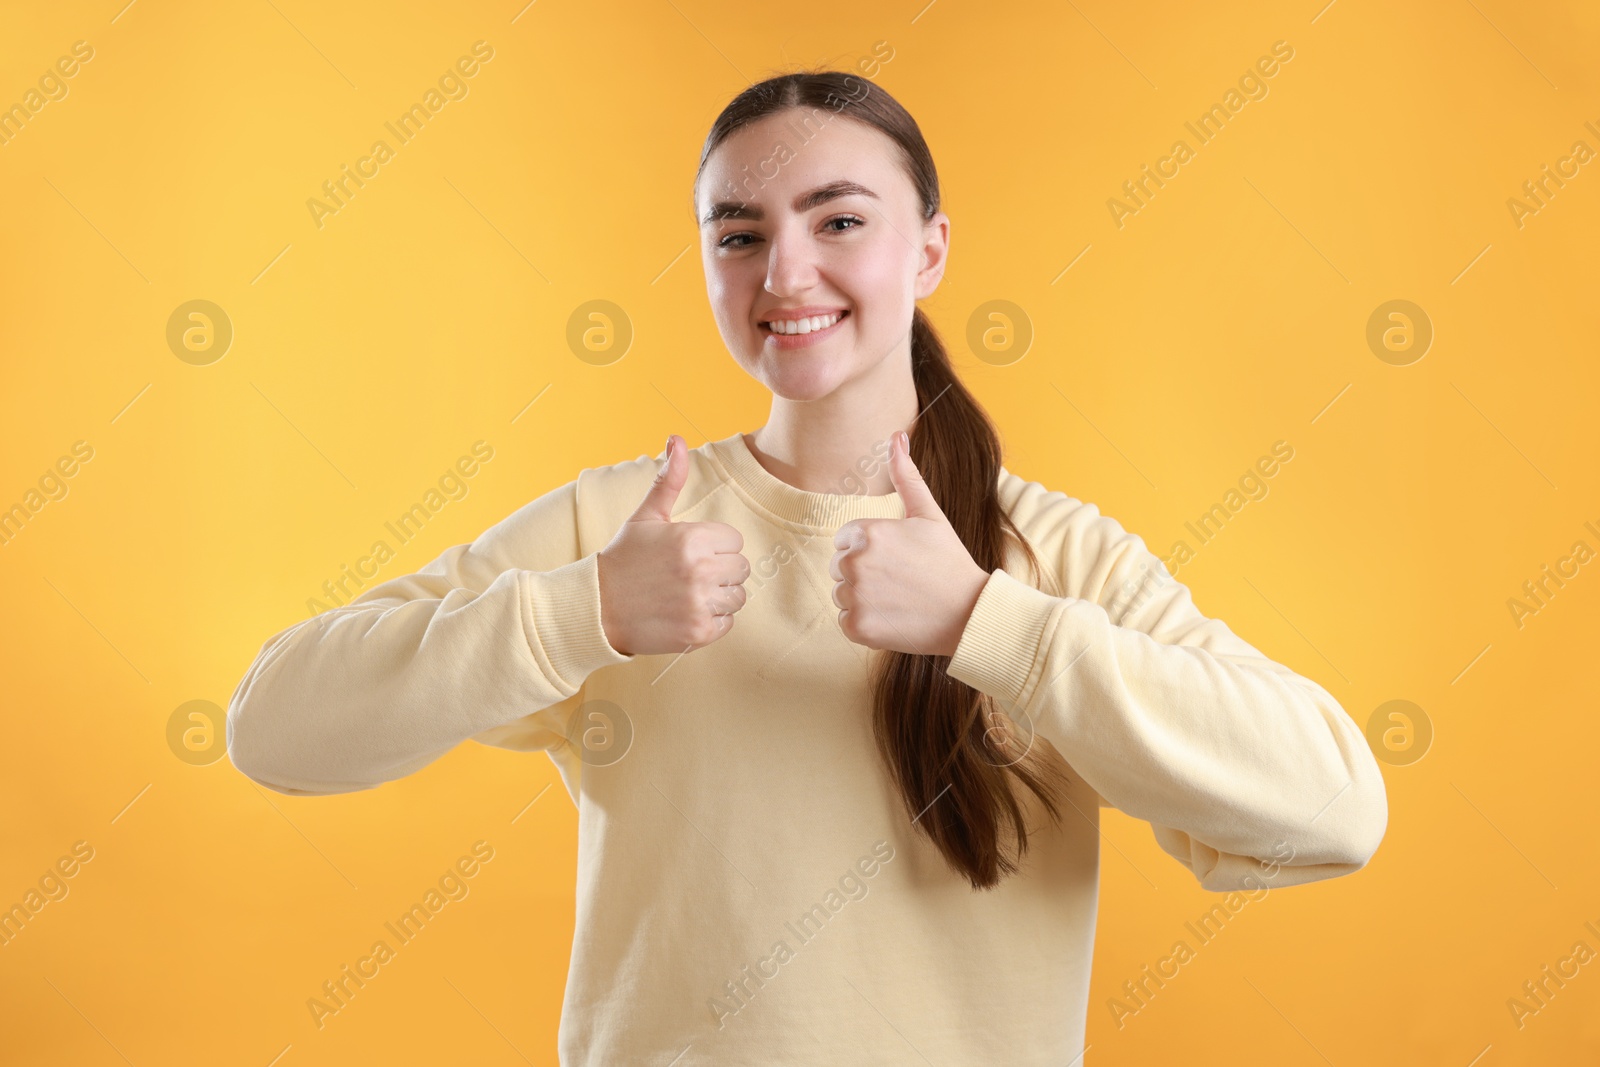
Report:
693,71,1075,890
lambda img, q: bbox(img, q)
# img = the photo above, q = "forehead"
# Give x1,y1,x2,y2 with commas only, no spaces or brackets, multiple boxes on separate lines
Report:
697,110,906,215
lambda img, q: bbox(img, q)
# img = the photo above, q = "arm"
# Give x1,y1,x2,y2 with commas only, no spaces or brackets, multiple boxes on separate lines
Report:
226,475,634,796
946,487,1387,891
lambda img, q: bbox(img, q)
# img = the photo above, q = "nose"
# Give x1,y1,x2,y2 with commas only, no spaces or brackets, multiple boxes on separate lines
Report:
763,223,820,296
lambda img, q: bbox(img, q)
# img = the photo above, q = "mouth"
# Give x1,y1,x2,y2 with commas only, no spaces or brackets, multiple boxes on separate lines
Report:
760,309,850,347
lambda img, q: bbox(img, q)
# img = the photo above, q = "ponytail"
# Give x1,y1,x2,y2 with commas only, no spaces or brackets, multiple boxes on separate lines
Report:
868,307,1073,889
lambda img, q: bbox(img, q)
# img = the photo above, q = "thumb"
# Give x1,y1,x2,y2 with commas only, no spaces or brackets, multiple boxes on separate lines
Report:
632,434,685,522
889,430,943,521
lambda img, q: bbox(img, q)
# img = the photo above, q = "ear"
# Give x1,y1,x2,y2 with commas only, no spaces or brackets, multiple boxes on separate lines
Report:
915,211,950,299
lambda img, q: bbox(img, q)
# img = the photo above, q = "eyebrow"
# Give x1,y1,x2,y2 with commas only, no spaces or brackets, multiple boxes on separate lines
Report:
699,179,880,226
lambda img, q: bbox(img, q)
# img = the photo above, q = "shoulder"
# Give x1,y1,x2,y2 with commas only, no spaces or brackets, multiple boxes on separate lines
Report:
569,439,724,532
445,440,726,575
996,467,1176,624
572,445,657,500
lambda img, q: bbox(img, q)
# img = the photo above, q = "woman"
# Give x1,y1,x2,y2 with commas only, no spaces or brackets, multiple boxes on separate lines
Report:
227,70,1387,1065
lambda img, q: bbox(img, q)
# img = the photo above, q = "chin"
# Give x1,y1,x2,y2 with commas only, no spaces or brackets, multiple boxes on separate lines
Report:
756,356,851,402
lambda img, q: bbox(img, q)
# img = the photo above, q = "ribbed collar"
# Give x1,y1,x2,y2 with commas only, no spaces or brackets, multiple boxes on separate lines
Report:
705,431,907,531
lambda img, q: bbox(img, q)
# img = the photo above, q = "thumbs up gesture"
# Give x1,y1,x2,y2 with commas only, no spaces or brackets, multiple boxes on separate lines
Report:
597,435,750,656
830,431,991,657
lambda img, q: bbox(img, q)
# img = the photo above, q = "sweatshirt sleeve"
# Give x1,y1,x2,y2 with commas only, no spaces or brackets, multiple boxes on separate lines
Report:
945,485,1387,892
226,473,634,797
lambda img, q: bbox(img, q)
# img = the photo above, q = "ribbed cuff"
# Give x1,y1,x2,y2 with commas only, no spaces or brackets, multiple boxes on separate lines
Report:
518,552,634,689
946,567,1061,712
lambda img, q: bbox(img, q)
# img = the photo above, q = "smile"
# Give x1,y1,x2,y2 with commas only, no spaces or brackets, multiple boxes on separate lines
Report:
761,310,849,349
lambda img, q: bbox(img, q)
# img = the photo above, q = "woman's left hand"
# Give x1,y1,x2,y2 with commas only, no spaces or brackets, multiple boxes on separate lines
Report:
830,431,992,658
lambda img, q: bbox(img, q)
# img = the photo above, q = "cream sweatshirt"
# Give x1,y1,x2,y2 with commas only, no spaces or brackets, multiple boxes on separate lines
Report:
226,431,1387,1065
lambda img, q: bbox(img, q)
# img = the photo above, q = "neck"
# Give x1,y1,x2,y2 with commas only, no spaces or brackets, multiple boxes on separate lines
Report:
747,347,921,497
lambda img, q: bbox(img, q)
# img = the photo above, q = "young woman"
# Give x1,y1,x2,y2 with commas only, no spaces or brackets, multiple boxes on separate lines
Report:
228,70,1387,1065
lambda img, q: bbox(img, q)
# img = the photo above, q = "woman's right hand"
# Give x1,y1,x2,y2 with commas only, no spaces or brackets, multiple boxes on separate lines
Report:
596,435,750,656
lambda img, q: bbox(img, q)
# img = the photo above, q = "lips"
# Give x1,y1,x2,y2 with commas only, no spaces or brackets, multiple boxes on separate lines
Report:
760,309,850,349
760,310,849,334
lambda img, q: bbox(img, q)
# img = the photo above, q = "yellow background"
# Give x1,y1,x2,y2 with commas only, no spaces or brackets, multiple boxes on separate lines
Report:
3,0,1598,1063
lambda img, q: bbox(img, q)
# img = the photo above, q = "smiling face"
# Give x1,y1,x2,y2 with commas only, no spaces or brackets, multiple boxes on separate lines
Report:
696,109,949,404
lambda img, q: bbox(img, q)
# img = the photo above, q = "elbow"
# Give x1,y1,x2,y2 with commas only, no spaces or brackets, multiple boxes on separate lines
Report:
225,694,363,798
1299,760,1389,873
224,697,297,795
1341,767,1389,869
1337,705,1390,870
1236,765,1387,890
224,692,267,785
1333,733,1390,868
1282,696,1391,873
224,625,377,797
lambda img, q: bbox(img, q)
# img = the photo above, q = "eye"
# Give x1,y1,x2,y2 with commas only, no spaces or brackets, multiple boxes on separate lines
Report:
716,214,866,249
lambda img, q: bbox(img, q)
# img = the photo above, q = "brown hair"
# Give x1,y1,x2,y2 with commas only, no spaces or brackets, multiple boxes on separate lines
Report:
693,71,1075,890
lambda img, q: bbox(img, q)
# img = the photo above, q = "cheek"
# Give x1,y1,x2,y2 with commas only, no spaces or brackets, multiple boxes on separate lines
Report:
708,252,765,294
703,264,747,326
842,233,912,300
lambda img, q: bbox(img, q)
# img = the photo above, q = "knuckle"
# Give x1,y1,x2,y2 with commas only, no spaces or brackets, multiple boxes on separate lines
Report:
670,539,700,575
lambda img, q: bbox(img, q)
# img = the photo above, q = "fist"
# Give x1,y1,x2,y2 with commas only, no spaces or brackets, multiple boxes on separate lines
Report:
829,431,990,657
597,435,750,656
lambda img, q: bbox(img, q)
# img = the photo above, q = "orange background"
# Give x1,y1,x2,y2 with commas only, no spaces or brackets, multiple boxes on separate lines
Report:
3,1,1598,1063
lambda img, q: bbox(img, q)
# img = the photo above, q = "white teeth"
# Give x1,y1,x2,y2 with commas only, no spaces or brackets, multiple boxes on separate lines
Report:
766,312,843,335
